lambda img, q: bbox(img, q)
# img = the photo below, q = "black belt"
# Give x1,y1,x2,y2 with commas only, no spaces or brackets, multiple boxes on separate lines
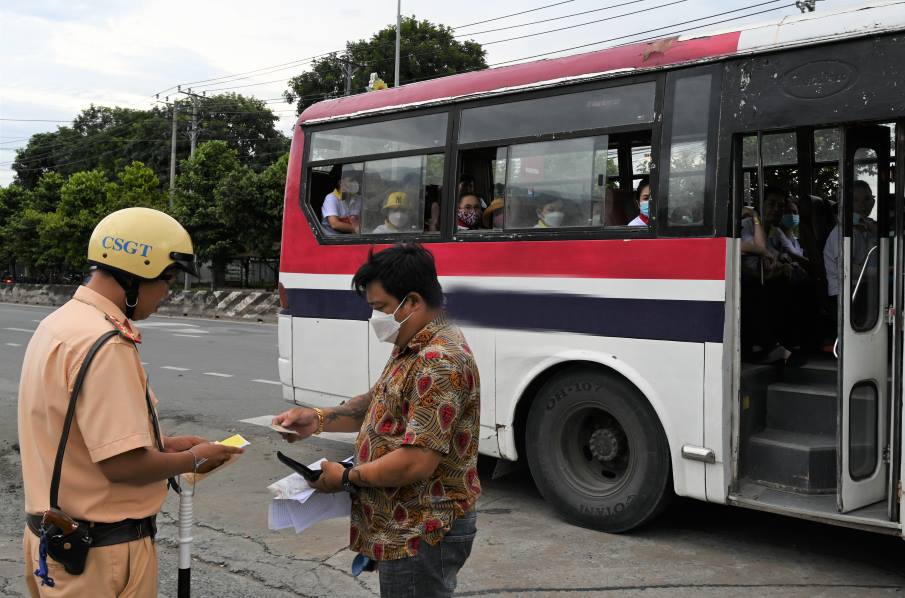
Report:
26,514,157,548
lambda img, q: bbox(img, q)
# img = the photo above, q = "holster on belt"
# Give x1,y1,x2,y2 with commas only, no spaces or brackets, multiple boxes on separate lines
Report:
37,508,92,575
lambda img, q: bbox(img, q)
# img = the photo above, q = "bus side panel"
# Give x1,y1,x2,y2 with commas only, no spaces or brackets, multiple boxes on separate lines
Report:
704,341,728,503
494,331,707,501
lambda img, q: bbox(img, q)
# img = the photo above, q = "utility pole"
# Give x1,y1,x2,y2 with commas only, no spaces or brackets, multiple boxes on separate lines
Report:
168,88,180,208
394,0,401,87
339,56,363,96
189,89,198,157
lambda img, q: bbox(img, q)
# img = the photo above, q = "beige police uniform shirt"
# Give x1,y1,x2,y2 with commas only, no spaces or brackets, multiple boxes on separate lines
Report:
18,286,167,523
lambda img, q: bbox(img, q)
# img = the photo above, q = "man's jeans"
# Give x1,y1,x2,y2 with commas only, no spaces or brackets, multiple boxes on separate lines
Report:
378,510,477,598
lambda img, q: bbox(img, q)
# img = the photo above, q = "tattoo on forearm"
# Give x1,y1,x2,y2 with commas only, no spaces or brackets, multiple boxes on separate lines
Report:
325,391,372,424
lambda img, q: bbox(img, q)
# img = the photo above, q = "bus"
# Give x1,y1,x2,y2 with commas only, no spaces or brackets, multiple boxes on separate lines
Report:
277,1,905,535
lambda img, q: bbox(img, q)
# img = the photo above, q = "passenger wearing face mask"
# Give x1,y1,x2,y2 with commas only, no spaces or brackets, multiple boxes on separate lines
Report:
456,193,482,231
534,199,565,228
321,174,362,235
767,194,806,264
372,192,417,234
273,244,481,598
628,179,651,227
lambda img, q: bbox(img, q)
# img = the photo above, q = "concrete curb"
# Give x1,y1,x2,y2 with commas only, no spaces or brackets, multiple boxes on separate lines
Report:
0,284,280,323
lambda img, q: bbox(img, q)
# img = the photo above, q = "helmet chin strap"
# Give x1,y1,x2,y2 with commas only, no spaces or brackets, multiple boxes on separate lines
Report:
105,269,142,320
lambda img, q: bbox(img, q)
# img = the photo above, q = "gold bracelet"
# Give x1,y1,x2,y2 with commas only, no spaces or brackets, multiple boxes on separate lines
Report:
313,407,325,435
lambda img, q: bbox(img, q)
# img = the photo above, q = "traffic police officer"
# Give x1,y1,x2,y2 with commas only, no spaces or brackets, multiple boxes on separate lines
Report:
18,207,243,597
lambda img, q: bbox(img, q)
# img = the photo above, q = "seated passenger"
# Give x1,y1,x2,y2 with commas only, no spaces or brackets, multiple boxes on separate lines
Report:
483,197,505,230
457,193,482,231
628,179,651,227
321,174,361,235
824,180,877,301
372,192,418,234
534,200,565,228
458,173,487,209
764,189,808,275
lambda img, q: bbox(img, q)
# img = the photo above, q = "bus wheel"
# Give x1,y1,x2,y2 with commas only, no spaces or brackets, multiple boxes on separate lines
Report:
525,366,671,532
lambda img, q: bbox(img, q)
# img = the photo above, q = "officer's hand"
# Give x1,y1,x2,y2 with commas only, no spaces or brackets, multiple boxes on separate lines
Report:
310,460,344,493
273,407,319,442
190,442,244,474
164,435,206,453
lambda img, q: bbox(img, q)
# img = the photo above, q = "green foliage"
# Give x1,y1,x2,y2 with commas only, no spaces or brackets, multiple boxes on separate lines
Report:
11,97,289,190
285,16,487,114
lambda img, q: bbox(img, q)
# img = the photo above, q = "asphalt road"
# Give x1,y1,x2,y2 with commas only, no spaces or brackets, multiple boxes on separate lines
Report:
2,301,905,597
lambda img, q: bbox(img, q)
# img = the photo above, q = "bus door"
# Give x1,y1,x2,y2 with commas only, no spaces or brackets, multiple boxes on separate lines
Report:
837,124,892,513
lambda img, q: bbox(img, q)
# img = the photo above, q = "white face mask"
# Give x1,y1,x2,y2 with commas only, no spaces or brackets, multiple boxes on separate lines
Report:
388,210,409,228
543,211,565,227
369,296,413,344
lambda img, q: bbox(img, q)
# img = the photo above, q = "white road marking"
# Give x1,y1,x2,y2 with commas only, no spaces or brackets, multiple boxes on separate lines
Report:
140,322,200,328
5,342,21,347
203,372,233,378
142,362,150,365
4,327,35,333
169,329,210,334
31,319,41,323
251,379,281,386
161,366,190,371
173,334,203,339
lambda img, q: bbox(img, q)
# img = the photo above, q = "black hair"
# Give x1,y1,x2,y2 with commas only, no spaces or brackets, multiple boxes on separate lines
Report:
352,243,444,308
635,178,650,201
458,192,480,207
764,186,787,203
854,180,873,196
458,173,475,185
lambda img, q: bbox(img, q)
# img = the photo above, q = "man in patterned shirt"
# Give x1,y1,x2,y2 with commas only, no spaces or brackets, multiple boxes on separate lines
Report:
274,243,481,598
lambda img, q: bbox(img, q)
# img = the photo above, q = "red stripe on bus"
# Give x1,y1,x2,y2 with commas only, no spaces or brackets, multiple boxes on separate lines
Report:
298,32,741,123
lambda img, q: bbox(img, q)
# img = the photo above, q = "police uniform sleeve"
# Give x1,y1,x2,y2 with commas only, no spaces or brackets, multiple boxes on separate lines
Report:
75,340,156,463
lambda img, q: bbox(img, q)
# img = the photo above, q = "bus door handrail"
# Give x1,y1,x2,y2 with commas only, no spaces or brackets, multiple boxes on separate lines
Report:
835,243,880,359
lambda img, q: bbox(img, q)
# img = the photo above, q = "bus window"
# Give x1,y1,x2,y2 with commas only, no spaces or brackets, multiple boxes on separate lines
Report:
359,155,443,236
310,113,448,161
663,73,713,227
814,128,841,203
458,81,655,145
506,136,607,229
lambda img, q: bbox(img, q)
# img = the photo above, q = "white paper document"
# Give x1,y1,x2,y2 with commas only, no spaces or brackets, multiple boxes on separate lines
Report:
267,456,354,534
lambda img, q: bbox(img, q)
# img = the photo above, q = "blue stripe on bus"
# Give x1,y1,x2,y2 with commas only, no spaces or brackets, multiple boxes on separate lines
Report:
284,288,725,344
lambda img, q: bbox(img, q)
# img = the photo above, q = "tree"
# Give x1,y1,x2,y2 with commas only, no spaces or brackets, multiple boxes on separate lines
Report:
285,16,487,114
11,97,289,189
171,141,247,286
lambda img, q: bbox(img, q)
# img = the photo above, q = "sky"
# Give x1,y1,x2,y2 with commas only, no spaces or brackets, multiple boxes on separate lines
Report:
0,0,870,186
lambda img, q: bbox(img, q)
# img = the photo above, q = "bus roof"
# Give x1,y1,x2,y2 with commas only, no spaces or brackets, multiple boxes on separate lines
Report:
298,1,904,125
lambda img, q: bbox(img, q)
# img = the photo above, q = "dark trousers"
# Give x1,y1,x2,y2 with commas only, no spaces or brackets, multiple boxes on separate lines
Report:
378,511,477,598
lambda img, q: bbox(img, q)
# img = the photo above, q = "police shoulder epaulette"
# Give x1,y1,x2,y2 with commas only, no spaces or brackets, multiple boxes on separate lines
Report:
104,314,142,343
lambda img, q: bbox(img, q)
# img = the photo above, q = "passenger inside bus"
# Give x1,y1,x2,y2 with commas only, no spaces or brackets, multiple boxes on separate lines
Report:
320,170,361,235
535,199,565,228
823,180,877,302
483,197,505,230
457,193,482,231
425,184,441,232
371,191,419,234
739,191,809,366
457,174,487,209
628,178,651,226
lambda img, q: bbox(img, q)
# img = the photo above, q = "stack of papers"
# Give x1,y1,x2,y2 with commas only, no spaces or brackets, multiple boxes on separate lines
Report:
267,457,354,534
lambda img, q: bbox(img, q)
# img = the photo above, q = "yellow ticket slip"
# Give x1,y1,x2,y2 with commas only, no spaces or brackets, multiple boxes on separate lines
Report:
217,434,251,448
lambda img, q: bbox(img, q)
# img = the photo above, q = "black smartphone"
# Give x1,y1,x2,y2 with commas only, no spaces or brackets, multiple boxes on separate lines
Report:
276,451,322,483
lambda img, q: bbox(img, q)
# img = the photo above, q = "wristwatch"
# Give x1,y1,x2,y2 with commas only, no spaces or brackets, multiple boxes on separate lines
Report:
341,465,359,497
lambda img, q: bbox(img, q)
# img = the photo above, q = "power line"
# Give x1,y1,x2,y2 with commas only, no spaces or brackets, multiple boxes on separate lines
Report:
488,0,791,66
456,0,655,37
453,0,579,29
477,0,691,47
0,118,70,123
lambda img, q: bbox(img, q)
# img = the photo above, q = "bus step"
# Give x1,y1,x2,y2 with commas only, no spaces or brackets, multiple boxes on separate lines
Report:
766,382,836,435
747,428,836,495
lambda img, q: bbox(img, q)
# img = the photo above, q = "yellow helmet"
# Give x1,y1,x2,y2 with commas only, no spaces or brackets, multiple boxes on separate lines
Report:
88,207,198,280
382,191,408,211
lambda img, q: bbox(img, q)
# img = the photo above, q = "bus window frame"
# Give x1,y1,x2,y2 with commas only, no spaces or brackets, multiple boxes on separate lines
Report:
657,64,722,238
300,105,454,245
446,72,665,243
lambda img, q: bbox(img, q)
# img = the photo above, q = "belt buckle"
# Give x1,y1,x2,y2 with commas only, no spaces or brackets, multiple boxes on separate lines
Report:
135,519,143,537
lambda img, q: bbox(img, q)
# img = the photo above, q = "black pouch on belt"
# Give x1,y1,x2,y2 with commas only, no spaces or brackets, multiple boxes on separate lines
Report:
40,508,92,575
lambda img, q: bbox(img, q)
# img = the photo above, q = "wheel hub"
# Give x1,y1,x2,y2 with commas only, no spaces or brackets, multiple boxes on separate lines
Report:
588,427,622,462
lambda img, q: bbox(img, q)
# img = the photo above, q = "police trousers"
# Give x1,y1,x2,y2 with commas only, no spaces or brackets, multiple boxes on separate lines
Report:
23,528,157,598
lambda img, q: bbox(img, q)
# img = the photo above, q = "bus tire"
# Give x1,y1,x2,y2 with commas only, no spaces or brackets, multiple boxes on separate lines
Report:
525,366,671,532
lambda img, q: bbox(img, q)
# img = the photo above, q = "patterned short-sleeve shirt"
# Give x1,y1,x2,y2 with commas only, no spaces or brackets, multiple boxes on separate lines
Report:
350,313,481,561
